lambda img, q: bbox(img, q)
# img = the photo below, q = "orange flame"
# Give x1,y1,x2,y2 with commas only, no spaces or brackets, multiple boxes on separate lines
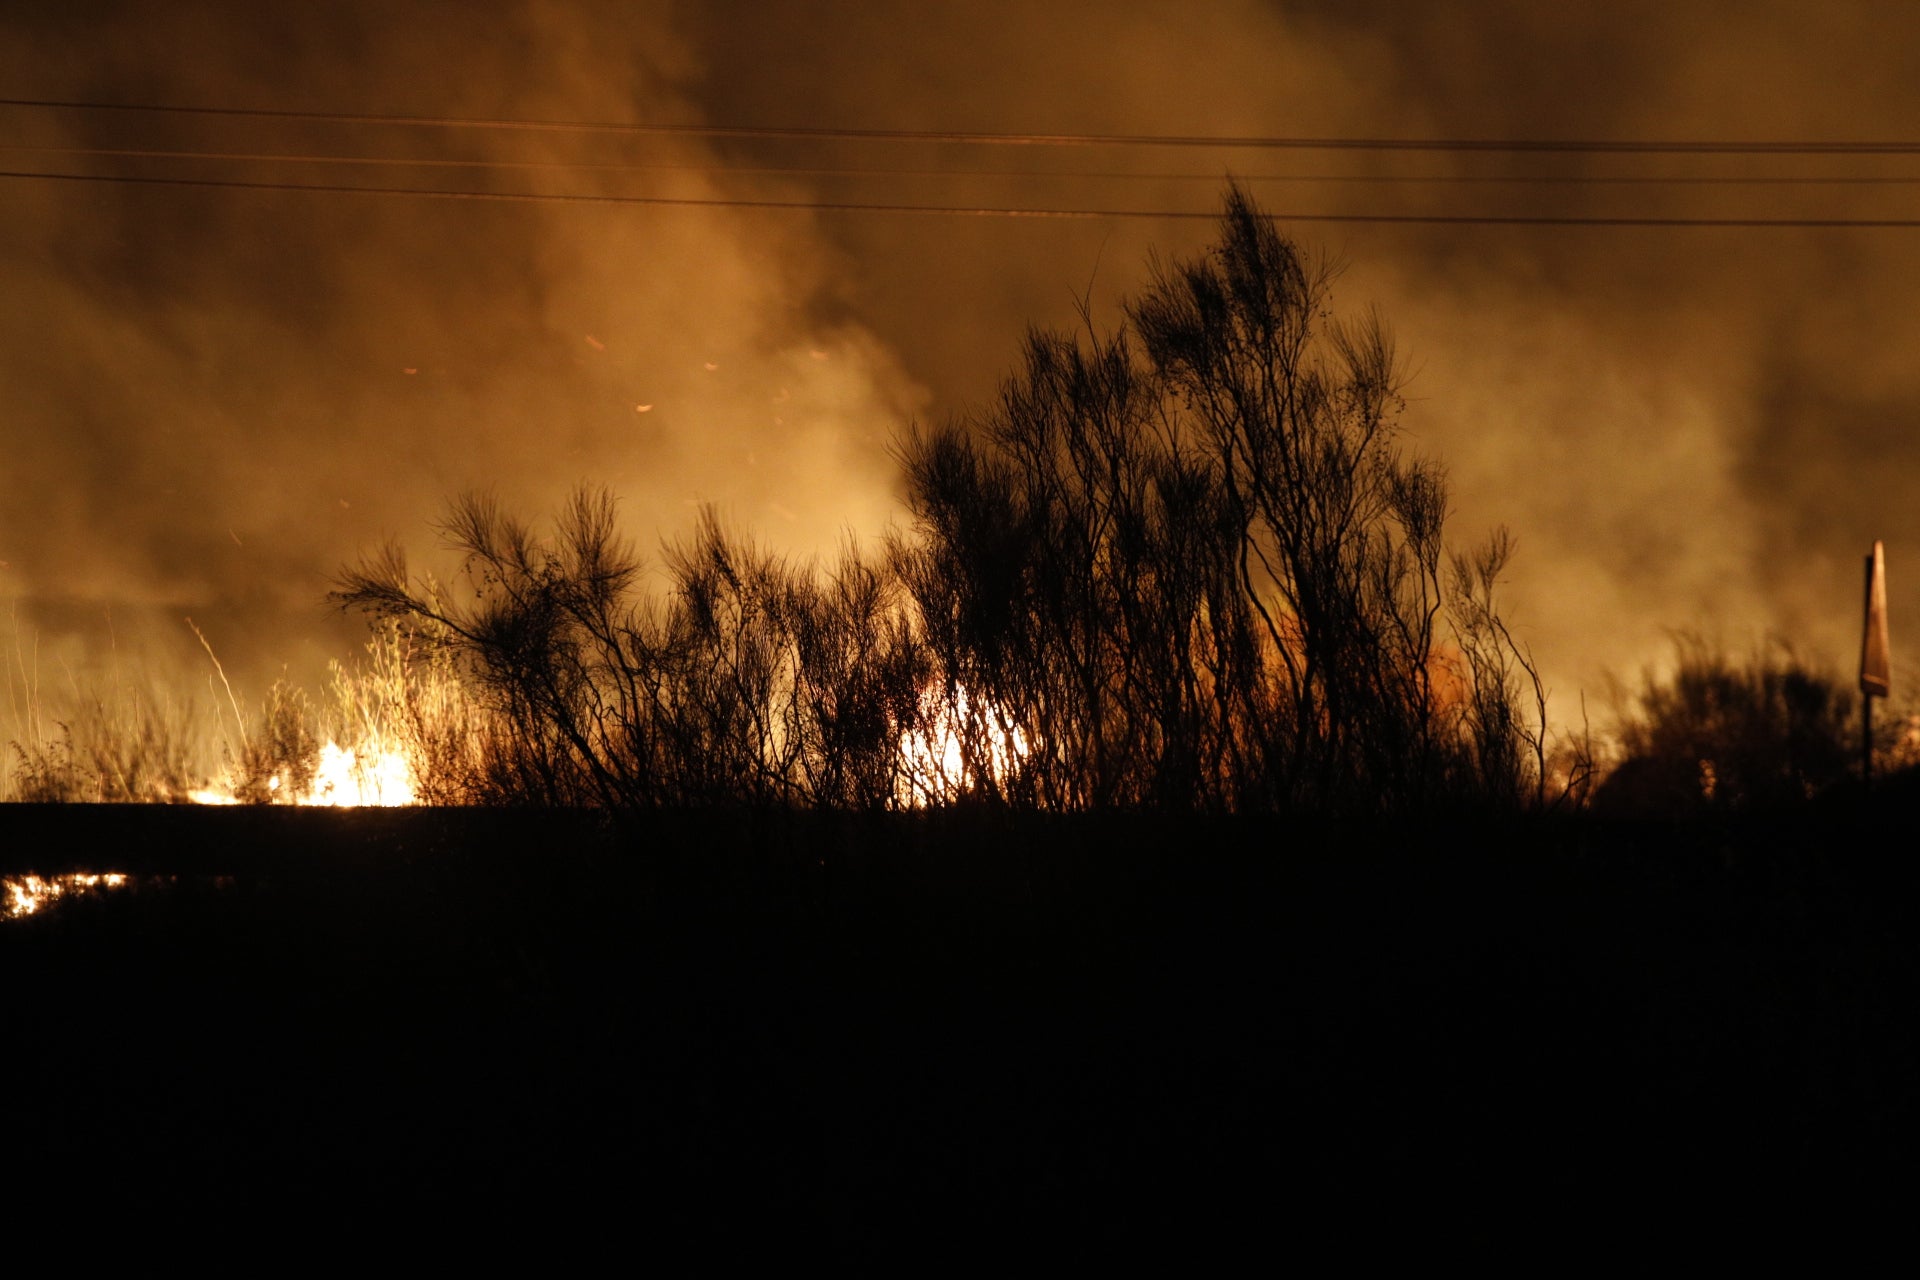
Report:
3,873,129,920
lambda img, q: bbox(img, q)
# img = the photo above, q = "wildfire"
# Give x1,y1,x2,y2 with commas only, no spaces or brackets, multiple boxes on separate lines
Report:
3,873,128,919
189,737,417,807
897,686,1030,806
305,739,416,806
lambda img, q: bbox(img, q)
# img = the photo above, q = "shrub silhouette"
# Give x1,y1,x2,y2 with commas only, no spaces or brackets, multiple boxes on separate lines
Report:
1596,635,1855,816
894,182,1546,813
335,491,935,808
337,183,1547,814
889,322,1258,809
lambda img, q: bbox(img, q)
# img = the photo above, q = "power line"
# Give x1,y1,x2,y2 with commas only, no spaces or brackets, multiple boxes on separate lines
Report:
9,142,1920,188
8,167,1920,227
6,95,1920,156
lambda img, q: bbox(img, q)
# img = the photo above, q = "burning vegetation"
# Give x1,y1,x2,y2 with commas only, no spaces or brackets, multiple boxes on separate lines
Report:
4,187,1581,815
3,872,128,920
4,620,440,809
323,186,1558,814
9,186,1896,821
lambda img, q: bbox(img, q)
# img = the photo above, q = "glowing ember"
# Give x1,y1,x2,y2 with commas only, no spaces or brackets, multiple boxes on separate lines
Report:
3,873,129,920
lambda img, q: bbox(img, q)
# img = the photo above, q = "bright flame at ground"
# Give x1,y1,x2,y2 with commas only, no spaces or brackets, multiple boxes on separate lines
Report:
3,873,128,919
188,738,417,807
306,740,416,807
897,687,1030,806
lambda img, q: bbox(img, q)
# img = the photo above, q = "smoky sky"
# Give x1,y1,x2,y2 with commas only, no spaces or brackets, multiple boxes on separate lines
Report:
4,0,1919,730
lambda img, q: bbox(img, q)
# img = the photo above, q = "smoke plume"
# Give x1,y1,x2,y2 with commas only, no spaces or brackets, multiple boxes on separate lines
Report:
4,0,1916,742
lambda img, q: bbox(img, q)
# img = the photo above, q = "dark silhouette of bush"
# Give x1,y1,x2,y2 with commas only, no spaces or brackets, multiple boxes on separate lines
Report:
1595,635,1855,816
889,322,1260,809
334,490,935,808
894,183,1546,814
337,184,1548,814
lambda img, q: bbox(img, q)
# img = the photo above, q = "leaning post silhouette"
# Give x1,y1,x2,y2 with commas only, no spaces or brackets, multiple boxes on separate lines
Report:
1860,540,1891,790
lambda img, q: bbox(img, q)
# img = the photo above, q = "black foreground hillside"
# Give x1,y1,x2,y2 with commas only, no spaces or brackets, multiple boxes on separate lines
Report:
6,803,1917,1243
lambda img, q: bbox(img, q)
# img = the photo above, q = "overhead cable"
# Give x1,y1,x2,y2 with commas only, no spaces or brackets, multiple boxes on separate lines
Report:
6,96,1920,155
8,142,1920,187
8,167,1920,227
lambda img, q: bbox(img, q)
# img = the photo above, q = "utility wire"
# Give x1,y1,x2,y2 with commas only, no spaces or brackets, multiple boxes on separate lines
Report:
9,142,1920,187
6,95,1920,155
7,167,1920,227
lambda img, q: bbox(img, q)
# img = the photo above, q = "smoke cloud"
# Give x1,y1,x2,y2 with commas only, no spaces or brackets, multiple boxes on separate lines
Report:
691,0,1920,703
0,0,924,713
4,0,1916,738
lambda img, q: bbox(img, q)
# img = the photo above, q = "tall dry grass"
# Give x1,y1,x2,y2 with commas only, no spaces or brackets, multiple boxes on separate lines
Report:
4,610,218,802
2,613,486,806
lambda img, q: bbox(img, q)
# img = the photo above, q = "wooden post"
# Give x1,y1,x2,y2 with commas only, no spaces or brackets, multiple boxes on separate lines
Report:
1860,541,1891,790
